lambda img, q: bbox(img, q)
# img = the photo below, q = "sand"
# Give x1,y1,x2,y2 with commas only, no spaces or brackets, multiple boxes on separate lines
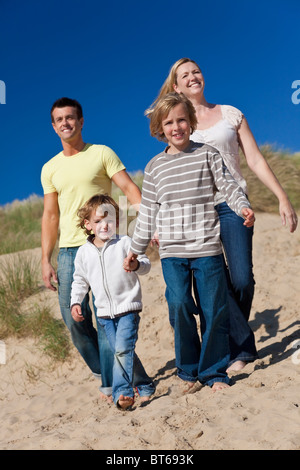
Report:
0,213,299,451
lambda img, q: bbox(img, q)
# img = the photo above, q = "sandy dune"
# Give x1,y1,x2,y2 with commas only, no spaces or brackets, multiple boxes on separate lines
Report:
0,213,299,450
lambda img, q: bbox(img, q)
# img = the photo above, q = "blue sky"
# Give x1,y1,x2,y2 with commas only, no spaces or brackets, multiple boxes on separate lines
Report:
1,0,299,206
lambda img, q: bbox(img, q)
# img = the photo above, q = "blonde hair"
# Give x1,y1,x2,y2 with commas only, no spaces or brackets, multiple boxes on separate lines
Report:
77,194,120,236
149,92,198,141
145,58,201,117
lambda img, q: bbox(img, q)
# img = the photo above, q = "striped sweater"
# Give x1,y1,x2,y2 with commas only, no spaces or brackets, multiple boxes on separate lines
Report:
130,141,251,259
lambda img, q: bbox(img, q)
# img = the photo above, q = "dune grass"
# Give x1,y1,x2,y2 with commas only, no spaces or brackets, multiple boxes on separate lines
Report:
0,195,44,255
240,145,300,212
0,253,70,361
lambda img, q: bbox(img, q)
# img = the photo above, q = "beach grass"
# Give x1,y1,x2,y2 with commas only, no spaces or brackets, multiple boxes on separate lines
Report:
0,253,70,361
0,195,43,255
240,145,300,212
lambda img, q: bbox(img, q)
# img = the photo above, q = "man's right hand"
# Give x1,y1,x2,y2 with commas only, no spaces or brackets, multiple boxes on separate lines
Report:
42,261,58,291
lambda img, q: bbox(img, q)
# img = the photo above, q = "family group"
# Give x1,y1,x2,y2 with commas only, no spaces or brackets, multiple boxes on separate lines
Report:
41,58,297,410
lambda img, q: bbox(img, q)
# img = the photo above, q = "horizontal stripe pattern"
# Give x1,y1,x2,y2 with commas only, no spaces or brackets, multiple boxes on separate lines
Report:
131,142,250,259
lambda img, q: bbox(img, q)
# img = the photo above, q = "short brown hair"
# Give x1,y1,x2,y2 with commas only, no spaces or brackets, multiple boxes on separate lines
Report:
51,97,83,122
77,194,120,236
148,92,197,141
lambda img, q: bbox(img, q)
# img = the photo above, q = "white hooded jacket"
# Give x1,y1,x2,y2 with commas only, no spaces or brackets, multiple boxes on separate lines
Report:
71,235,151,318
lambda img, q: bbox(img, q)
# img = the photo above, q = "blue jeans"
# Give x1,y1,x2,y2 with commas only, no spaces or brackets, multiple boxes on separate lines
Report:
98,313,155,405
215,202,258,365
57,247,114,395
161,255,230,387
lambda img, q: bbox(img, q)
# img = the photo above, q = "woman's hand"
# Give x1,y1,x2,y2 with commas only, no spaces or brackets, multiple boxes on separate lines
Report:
279,198,298,233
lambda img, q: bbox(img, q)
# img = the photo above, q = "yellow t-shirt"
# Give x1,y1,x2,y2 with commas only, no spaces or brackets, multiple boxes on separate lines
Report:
41,143,125,247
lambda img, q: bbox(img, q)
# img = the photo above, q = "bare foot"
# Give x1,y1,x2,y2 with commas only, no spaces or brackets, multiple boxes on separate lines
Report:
183,381,196,393
182,381,202,394
226,360,247,373
139,396,150,405
135,388,153,405
99,392,113,403
117,395,134,410
211,382,230,392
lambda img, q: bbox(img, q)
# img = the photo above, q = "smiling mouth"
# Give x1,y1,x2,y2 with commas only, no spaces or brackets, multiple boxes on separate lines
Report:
173,133,185,138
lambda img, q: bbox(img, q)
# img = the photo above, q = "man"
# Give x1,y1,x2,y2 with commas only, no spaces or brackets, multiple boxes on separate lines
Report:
41,97,141,399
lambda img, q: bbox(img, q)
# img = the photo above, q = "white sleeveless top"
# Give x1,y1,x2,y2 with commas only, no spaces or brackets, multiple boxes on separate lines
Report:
191,105,247,206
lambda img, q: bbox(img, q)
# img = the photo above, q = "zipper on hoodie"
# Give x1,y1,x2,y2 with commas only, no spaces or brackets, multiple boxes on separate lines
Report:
98,242,115,319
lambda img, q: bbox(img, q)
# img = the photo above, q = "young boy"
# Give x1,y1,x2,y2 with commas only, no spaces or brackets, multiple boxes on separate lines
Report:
70,194,155,409
124,92,255,392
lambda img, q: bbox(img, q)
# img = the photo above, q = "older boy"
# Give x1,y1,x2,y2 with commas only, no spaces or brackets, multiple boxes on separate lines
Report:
124,93,255,392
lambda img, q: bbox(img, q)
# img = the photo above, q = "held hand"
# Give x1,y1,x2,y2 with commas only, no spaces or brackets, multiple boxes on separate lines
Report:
279,199,298,233
123,251,138,272
42,261,58,291
71,305,84,322
241,207,255,227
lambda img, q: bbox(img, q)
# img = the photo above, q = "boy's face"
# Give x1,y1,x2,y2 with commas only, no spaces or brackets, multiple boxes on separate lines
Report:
85,206,117,243
161,103,190,154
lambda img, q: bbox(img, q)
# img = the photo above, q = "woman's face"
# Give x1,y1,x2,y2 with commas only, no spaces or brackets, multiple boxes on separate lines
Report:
173,61,204,99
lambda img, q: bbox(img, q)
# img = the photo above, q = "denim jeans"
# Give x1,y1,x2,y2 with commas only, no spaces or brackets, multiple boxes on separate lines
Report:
215,202,258,365
57,247,114,395
161,255,230,387
98,313,155,405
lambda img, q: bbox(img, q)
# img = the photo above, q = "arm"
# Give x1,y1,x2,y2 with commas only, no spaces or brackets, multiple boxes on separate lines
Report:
123,250,138,272
136,253,151,275
123,252,151,274
112,169,160,247
71,304,84,322
111,169,141,210
70,250,90,307
238,118,298,232
129,168,158,255
70,252,90,322
211,152,253,222
41,192,59,291
124,169,158,270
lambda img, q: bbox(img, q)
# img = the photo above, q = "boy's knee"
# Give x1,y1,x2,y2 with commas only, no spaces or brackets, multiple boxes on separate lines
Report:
167,298,199,318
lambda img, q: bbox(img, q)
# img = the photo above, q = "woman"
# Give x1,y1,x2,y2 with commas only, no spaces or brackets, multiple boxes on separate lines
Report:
147,58,298,371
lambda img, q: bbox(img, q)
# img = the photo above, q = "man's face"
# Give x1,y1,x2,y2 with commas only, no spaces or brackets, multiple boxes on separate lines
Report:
52,106,83,143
